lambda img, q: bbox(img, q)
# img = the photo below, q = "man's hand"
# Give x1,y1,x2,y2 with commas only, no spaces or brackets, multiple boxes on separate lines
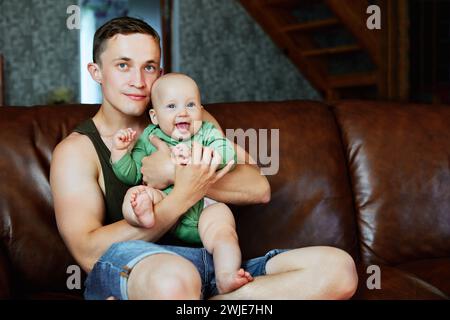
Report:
171,141,234,208
141,135,175,189
171,143,191,165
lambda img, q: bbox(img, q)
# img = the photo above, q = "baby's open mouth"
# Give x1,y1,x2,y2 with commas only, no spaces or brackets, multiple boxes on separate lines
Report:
175,122,190,132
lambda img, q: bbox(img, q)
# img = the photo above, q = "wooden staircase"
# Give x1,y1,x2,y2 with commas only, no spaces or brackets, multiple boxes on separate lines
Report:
239,0,409,102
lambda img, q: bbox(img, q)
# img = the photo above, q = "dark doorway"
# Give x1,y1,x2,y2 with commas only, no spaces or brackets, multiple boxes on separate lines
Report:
410,0,450,104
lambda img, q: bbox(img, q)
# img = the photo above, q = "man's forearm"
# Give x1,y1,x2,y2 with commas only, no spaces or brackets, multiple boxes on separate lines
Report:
206,164,271,205
82,192,191,272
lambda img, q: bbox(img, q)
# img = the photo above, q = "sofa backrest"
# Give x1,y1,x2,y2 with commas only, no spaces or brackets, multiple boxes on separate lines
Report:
334,101,450,265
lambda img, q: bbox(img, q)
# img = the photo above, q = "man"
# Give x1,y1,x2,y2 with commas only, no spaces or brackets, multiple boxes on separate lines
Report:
50,17,358,300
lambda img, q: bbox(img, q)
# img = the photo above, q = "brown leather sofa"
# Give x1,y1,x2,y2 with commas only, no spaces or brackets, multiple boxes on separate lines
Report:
0,100,449,300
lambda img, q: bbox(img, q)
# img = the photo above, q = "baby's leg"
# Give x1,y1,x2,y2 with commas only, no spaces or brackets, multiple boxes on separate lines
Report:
198,203,253,294
122,185,165,228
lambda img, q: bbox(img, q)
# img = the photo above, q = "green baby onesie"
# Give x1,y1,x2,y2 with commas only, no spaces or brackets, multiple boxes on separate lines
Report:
112,121,236,245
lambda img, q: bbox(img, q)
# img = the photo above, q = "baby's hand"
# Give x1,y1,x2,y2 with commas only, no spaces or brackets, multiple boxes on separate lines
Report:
112,128,137,151
171,143,191,165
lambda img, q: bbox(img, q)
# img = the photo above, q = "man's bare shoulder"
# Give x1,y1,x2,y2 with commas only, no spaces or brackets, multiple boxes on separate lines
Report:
51,132,98,176
57,131,90,149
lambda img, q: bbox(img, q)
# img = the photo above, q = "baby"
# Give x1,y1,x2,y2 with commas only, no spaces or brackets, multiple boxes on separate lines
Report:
110,73,253,294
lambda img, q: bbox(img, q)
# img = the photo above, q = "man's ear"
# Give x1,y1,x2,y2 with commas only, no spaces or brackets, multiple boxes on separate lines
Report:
88,62,102,84
149,109,158,125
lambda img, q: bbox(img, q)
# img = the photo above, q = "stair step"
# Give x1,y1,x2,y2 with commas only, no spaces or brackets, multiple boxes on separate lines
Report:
302,44,360,57
329,73,378,88
266,0,320,8
265,0,301,8
282,18,340,33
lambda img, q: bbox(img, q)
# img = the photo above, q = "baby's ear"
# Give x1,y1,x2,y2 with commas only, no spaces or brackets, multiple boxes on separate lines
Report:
149,109,159,125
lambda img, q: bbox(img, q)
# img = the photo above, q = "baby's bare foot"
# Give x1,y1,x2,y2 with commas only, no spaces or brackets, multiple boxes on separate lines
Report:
130,187,155,228
216,268,253,294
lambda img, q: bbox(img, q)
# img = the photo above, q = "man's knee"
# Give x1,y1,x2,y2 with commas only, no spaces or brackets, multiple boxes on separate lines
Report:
151,273,202,299
320,248,358,300
128,254,202,300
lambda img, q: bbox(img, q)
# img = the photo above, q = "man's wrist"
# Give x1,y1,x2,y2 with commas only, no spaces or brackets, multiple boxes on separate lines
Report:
164,189,194,214
166,162,176,185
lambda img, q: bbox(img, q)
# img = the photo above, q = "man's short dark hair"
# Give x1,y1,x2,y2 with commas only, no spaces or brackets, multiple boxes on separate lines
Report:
93,16,160,64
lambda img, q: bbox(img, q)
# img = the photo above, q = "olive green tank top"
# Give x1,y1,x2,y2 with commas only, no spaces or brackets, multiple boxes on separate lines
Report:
74,119,129,225
72,118,189,246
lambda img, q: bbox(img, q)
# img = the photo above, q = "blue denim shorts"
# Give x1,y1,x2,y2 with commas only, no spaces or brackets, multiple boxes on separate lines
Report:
84,240,287,300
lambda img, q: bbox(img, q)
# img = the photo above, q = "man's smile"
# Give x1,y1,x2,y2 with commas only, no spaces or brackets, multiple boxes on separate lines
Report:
124,93,147,101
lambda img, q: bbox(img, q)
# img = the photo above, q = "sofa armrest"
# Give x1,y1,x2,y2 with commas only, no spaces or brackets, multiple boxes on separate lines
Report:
0,246,12,299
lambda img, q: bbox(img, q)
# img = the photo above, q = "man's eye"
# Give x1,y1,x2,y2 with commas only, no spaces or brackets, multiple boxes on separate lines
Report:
167,104,176,109
118,63,127,70
187,102,196,108
145,65,155,72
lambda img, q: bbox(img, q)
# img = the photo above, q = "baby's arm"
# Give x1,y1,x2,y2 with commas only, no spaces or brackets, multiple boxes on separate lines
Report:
111,129,150,186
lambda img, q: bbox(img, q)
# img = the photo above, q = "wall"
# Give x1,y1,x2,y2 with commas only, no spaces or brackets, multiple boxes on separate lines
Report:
0,0,321,106
175,0,321,103
0,0,79,106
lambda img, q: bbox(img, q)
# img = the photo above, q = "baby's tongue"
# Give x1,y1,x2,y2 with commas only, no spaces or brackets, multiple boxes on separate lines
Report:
176,122,190,132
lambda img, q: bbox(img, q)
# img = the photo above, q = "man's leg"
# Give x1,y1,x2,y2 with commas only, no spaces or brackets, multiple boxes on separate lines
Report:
127,253,202,299
211,246,358,300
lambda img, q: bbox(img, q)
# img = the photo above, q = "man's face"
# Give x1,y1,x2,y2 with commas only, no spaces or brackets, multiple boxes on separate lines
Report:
97,33,161,116
151,76,203,141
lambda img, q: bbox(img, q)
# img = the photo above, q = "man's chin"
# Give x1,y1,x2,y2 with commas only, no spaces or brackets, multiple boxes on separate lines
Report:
122,100,149,116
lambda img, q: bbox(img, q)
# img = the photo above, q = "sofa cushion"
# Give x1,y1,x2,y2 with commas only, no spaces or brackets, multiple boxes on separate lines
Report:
334,101,450,265
397,258,450,296
353,264,449,299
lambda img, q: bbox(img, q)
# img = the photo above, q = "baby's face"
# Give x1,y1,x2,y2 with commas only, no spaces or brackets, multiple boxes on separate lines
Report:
150,75,202,141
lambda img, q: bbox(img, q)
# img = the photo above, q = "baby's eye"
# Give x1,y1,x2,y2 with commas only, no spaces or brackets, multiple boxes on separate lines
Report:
166,103,176,109
187,102,196,108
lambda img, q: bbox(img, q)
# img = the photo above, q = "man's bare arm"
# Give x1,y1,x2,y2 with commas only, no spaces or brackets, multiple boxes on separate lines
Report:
50,135,196,272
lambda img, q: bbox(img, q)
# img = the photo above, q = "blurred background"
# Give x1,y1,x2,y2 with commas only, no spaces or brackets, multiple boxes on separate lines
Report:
0,0,449,106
